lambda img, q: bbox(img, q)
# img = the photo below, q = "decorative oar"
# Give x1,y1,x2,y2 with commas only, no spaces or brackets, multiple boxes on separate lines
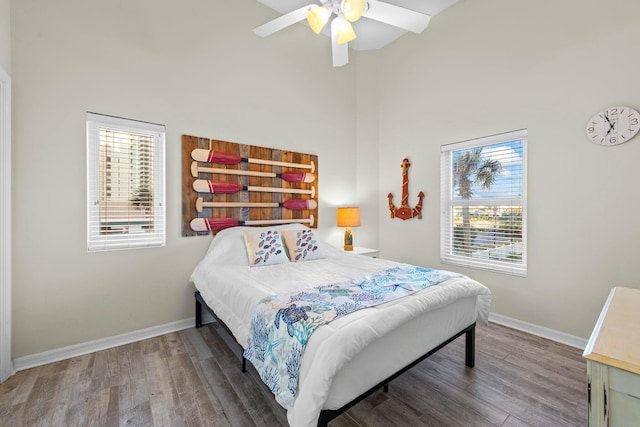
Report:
193,179,316,198
195,197,317,213
190,215,315,232
191,148,315,173
190,161,315,183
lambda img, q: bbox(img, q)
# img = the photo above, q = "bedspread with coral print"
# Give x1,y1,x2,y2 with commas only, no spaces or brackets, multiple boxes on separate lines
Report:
243,266,462,406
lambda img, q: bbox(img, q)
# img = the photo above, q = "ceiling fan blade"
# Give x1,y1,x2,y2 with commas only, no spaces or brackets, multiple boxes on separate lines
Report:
363,0,432,34
253,5,314,38
331,19,349,67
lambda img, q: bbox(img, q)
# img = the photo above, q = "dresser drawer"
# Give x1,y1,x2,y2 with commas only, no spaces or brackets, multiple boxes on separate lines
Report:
610,366,640,399
609,389,640,427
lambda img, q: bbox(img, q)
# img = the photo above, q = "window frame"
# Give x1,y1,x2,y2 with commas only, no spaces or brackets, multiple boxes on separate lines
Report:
440,129,527,277
86,112,166,252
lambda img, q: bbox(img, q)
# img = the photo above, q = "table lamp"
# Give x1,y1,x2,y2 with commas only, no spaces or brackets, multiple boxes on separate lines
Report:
337,207,360,251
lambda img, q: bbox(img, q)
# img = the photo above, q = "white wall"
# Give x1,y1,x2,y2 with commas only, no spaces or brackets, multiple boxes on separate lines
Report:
376,0,640,339
353,53,381,250
11,0,357,358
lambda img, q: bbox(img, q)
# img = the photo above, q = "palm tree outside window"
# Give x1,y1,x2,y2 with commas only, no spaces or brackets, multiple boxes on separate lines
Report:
440,130,527,276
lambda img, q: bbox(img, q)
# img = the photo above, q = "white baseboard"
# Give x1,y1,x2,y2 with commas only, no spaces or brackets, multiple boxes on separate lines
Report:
13,318,195,372
10,311,586,373
489,312,588,350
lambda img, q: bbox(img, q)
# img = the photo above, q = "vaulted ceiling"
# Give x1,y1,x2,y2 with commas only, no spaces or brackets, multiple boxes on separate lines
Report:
255,0,461,51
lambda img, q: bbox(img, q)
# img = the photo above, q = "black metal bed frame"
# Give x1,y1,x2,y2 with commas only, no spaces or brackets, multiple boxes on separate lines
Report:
195,291,476,427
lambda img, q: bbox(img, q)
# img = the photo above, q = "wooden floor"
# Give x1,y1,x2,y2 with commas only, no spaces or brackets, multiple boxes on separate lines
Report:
0,322,587,426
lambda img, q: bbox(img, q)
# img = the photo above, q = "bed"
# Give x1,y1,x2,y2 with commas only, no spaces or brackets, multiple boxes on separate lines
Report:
190,224,492,427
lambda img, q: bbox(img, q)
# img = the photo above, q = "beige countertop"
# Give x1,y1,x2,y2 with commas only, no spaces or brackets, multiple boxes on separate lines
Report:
583,287,640,374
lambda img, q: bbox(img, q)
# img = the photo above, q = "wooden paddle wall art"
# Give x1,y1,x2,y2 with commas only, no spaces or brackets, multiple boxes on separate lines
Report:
182,135,319,236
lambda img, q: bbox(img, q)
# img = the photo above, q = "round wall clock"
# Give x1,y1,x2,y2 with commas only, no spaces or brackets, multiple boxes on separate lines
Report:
586,106,640,146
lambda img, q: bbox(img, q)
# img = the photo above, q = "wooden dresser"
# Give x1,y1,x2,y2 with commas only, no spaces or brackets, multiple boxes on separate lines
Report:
583,287,640,426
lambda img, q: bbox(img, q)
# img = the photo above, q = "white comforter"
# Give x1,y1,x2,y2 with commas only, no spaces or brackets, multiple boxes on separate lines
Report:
190,228,491,427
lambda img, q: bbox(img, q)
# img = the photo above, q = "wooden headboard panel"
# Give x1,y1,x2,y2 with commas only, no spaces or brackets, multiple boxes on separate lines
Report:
182,135,319,237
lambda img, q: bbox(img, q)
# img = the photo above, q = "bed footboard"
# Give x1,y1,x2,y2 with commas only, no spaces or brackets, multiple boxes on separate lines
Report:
316,322,476,427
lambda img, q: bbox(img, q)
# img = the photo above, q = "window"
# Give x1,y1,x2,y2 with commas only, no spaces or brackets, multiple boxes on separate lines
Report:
87,113,165,251
440,129,527,276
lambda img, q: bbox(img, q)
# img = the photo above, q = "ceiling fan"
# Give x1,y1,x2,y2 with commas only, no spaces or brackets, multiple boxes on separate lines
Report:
253,0,432,67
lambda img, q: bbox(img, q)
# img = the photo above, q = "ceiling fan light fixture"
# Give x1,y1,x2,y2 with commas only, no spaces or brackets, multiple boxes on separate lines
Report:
306,5,331,34
336,17,357,44
341,0,365,22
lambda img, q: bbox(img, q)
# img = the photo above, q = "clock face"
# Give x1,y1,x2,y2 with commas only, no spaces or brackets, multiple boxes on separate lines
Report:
585,106,640,146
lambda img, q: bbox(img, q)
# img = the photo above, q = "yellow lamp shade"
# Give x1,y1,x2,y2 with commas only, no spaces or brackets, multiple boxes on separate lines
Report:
336,18,357,44
341,0,365,22
337,207,360,227
307,5,331,34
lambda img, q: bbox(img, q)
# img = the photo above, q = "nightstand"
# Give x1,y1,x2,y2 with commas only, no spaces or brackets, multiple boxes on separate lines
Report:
347,247,379,258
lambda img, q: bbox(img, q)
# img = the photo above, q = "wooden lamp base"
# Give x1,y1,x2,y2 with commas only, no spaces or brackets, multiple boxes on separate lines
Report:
344,227,353,251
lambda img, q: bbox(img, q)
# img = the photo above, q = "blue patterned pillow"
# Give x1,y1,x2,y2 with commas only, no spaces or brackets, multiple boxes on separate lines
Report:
281,229,325,262
243,229,289,267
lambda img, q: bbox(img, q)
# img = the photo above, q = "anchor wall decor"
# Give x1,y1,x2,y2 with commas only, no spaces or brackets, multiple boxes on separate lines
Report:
388,158,424,220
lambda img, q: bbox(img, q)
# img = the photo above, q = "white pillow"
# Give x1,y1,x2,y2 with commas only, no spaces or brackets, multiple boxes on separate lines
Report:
243,229,290,267
202,226,251,266
202,223,309,266
281,228,325,262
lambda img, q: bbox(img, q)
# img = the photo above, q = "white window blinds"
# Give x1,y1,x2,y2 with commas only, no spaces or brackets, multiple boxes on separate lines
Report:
440,130,527,276
87,113,165,251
